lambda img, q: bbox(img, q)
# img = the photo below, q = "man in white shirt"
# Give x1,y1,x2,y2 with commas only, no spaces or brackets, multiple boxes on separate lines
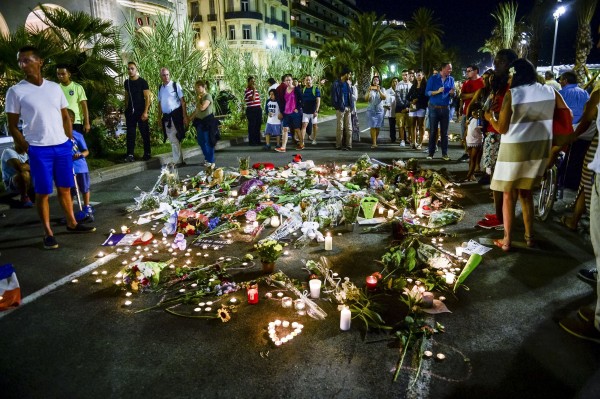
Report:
384,77,398,143
157,67,188,167
5,46,95,250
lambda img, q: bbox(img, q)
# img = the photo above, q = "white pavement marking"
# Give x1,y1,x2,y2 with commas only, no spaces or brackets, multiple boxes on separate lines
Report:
0,252,119,320
361,127,370,133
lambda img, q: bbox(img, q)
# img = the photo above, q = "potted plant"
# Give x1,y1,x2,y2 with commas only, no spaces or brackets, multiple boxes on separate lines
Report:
238,156,250,175
254,239,283,273
342,194,361,230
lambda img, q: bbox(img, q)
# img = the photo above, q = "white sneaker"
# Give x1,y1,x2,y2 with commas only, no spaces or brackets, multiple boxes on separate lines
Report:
400,140,406,147
312,140,317,145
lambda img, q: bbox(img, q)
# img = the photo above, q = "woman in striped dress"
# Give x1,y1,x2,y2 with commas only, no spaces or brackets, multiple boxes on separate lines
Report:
485,58,570,251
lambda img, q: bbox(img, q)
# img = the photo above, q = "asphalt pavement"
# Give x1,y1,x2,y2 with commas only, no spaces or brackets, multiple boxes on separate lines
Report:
0,112,599,399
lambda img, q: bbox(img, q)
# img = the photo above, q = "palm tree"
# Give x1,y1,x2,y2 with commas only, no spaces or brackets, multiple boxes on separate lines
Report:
343,13,399,96
526,0,555,68
405,8,443,71
573,0,598,85
490,2,519,50
317,38,360,78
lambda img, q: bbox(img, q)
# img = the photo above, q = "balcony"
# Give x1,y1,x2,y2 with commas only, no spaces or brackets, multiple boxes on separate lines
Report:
189,14,202,23
268,18,289,30
281,0,288,5
224,11,263,21
291,36,322,50
292,20,328,37
207,13,217,22
291,2,343,27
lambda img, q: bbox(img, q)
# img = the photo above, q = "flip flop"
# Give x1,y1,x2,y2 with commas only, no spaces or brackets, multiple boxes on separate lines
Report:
494,239,511,252
559,216,577,232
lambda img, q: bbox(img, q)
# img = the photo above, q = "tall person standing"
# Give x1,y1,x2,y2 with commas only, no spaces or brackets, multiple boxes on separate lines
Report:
123,62,151,162
244,76,262,146
5,46,95,250
157,67,188,167
425,62,455,161
56,64,90,134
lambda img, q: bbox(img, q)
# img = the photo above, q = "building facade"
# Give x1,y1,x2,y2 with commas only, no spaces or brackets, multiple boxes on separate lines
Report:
290,0,359,57
0,0,187,38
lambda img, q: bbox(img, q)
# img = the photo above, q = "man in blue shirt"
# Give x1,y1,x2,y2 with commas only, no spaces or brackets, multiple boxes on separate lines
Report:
425,62,455,160
331,67,354,150
559,70,589,124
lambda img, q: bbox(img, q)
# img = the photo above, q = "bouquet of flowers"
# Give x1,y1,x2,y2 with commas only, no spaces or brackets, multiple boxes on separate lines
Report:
342,194,361,224
254,239,283,263
121,261,167,292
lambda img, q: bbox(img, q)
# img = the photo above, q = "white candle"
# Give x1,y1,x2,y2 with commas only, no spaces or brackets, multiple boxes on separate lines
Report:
387,209,394,219
281,297,293,308
324,233,333,251
252,221,259,228
282,320,290,328
378,207,384,215
445,272,455,285
230,190,238,197
309,279,322,299
455,246,463,256
121,225,128,234
340,306,351,331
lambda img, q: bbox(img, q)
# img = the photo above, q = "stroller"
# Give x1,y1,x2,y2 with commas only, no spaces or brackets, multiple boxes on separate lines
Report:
72,170,94,223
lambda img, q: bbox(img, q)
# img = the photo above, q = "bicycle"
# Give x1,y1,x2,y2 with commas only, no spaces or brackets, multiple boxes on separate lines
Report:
535,149,568,221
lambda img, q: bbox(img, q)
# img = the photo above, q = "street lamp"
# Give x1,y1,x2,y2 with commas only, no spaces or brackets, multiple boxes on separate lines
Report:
551,5,566,73
265,33,277,50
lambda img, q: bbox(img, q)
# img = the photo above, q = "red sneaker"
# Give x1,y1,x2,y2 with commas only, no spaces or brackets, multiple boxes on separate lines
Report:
484,213,498,221
477,217,504,230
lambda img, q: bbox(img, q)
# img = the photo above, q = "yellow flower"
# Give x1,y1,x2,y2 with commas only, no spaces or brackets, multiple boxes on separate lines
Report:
274,244,282,252
218,306,231,323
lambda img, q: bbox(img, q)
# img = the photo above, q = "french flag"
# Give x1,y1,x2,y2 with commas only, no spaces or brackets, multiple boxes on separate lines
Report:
0,264,21,310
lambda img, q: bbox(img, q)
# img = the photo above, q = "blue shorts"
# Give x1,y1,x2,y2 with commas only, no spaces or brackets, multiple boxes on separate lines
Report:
71,172,90,195
282,112,302,130
28,140,74,194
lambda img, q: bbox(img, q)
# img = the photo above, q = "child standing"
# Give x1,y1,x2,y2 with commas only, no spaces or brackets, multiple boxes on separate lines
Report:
67,109,94,220
464,108,483,182
264,89,281,150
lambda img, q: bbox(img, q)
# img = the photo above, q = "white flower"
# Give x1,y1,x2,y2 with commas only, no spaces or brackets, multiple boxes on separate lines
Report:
428,255,452,270
509,66,516,76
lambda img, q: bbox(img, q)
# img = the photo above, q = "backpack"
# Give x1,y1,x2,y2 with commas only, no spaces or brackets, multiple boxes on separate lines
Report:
158,81,181,103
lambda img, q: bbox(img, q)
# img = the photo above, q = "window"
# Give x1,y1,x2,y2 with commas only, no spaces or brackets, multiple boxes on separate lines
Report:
270,6,275,19
243,24,251,40
282,34,287,49
209,0,215,14
256,26,261,40
229,25,236,40
282,11,287,22
190,1,199,19
211,26,217,42
227,0,234,12
241,0,249,12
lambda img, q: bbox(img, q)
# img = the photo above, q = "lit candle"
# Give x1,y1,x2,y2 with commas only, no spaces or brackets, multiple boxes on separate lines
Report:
247,280,258,304
340,306,351,331
387,209,394,219
294,299,305,311
445,272,455,285
121,225,128,234
230,298,237,304
282,320,290,328
378,207,384,216
309,279,322,299
455,246,463,256
252,221,259,228
124,300,132,306
366,275,378,290
324,233,333,251
281,297,293,308
96,251,105,258
230,190,238,197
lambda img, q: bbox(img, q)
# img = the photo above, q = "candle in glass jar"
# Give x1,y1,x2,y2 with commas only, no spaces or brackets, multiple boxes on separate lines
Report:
281,297,293,308
294,299,305,311
387,209,394,219
455,246,463,256
366,275,378,290
445,272,455,285
378,207,384,216
324,233,333,251
340,306,351,331
247,281,258,304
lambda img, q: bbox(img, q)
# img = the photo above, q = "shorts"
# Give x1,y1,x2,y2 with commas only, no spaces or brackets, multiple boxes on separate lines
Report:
395,112,411,128
71,172,90,195
28,140,74,195
3,176,19,193
265,123,282,137
282,112,302,130
302,113,318,125
409,109,426,118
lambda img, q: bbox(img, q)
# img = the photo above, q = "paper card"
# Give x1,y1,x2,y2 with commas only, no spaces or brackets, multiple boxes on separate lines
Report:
462,239,492,255
357,217,387,225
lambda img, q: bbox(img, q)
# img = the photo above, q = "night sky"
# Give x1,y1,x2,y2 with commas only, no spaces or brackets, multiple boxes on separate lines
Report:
355,0,600,69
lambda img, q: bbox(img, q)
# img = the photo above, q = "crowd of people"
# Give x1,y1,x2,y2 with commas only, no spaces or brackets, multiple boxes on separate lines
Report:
3,41,600,345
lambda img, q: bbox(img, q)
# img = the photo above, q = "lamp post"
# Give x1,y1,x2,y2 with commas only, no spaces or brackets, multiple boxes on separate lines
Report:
551,5,566,73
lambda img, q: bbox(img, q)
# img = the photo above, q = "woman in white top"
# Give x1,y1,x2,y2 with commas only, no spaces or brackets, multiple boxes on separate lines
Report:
365,76,386,148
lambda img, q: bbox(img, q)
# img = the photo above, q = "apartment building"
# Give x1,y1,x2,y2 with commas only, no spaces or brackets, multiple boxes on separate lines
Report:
290,0,359,57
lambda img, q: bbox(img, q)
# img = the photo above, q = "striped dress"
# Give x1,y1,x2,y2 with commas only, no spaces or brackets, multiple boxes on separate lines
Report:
491,83,555,192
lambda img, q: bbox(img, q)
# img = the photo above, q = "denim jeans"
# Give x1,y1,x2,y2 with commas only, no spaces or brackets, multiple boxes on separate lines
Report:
194,120,215,163
428,105,449,156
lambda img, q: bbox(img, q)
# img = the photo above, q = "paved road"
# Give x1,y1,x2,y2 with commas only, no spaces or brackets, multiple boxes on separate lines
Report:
0,112,598,398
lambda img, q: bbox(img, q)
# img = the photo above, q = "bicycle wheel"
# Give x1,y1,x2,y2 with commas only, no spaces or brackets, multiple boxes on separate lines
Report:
536,166,557,221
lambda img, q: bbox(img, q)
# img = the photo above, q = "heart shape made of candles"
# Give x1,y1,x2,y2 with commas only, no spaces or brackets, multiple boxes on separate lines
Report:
267,320,304,346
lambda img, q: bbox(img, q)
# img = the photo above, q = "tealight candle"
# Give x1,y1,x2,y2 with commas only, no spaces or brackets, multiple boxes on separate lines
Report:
124,300,132,306
294,299,305,311
282,320,290,328
277,292,284,298
230,298,237,304
366,275,378,290
281,297,293,308
121,226,128,234
194,307,202,312
96,251,105,258
455,247,464,256
71,279,78,283
436,353,446,361
378,207,384,215
230,190,238,197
